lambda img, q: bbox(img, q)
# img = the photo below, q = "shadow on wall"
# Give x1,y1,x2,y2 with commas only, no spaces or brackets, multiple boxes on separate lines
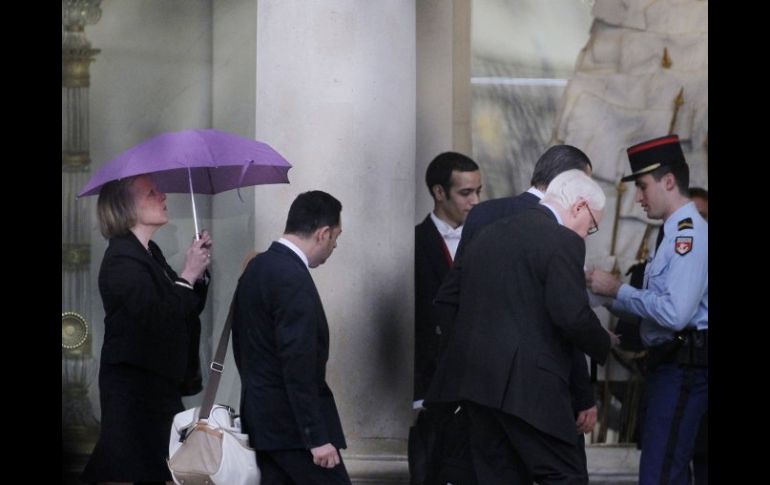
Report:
342,274,411,436
372,288,408,394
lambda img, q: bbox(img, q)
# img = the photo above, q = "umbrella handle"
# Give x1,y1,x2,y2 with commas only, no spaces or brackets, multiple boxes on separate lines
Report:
188,167,200,240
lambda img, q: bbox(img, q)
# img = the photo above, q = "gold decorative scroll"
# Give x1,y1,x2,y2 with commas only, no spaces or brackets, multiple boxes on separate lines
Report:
62,243,91,270
668,87,685,135
661,47,672,68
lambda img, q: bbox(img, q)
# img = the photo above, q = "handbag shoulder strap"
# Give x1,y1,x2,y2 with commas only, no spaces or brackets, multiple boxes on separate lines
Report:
198,294,236,420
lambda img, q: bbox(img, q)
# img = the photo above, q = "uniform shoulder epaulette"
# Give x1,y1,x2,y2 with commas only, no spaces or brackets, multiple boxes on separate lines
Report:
677,217,693,231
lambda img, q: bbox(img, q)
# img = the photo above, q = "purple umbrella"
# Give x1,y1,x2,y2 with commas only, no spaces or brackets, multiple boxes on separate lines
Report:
78,128,292,236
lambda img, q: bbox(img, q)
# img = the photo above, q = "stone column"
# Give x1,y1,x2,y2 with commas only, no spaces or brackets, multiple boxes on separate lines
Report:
250,1,416,481
415,0,471,222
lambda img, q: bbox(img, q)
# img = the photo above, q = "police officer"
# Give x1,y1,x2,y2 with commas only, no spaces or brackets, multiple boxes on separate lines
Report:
587,134,708,485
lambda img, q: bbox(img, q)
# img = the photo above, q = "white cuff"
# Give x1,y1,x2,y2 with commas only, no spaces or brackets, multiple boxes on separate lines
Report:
175,280,194,290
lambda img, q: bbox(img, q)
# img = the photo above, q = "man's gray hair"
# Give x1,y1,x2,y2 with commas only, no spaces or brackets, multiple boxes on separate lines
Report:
542,169,606,210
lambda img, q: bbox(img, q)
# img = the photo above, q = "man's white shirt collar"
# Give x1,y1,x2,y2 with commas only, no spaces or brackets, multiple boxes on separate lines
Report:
539,201,564,226
527,186,545,199
430,212,462,260
430,212,463,239
277,237,309,268
531,186,562,225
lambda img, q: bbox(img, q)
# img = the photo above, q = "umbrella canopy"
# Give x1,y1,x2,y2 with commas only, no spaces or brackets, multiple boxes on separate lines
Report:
78,128,292,197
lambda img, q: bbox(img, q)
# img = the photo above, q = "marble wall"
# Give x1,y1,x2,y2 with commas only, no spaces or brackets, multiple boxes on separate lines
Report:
557,0,708,276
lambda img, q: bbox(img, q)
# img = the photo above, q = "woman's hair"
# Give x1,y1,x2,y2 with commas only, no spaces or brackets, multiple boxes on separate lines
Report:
97,176,140,239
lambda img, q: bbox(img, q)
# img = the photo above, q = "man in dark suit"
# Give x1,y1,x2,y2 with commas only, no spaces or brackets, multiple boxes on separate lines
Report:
429,169,614,484
232,190,350,484
412,152,481,483
431,146,599,464
415,152,481,404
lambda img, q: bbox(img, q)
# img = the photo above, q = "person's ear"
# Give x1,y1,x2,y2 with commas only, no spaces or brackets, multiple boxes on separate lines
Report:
571,199,586,218
316,226,331,242
663,172,676,190
432,184,446,202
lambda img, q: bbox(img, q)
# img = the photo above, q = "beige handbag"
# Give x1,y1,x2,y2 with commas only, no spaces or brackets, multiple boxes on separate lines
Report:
167,299,260,484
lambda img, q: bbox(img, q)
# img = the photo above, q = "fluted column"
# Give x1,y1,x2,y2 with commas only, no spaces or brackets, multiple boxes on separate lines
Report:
62,0,102,459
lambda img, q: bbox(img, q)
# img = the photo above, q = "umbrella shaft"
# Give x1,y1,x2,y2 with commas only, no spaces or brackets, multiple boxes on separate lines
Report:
188,167,200,240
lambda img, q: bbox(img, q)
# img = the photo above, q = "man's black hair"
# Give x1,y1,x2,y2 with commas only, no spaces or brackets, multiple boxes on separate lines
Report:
650,163,690,195
284,190,342,237
530,145,593,188
425,152,479,199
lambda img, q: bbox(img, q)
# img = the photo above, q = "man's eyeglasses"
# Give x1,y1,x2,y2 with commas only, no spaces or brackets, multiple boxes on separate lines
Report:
586,205,599,235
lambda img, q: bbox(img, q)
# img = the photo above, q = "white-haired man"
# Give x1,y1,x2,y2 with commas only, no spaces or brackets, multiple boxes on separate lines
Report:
427,169,615,484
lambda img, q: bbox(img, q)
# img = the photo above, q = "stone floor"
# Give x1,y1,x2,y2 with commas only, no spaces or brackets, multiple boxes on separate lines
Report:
63,444,641,484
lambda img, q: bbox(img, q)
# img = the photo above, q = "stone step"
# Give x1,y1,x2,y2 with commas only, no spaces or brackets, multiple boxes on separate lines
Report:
346,441,641,484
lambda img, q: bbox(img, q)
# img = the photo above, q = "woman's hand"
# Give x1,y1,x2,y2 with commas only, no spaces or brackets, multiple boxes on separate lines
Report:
180,230,212,284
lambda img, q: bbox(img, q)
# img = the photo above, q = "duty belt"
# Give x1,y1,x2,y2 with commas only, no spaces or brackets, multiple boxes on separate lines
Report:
646,328,708,370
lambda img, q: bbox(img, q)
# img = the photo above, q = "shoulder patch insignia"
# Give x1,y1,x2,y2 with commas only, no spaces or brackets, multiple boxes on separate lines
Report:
675,236,693,256
678,217,694,231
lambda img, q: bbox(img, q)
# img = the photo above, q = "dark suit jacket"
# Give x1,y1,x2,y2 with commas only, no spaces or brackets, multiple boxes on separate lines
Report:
98,232,206,393
433,191,595,414
414,215,452,401
232,242,346,451
436,192,540,326
456,192,541,261
428,206,610,444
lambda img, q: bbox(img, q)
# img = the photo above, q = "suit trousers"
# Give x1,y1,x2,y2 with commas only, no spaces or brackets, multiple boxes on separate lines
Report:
409,404,478,485
465,401,587,485
256,449,351,485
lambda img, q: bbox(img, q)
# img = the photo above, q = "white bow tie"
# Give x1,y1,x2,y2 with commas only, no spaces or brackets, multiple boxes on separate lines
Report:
441,228,462,240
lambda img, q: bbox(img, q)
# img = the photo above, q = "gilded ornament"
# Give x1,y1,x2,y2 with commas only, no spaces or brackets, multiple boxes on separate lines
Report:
62,312,89,350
